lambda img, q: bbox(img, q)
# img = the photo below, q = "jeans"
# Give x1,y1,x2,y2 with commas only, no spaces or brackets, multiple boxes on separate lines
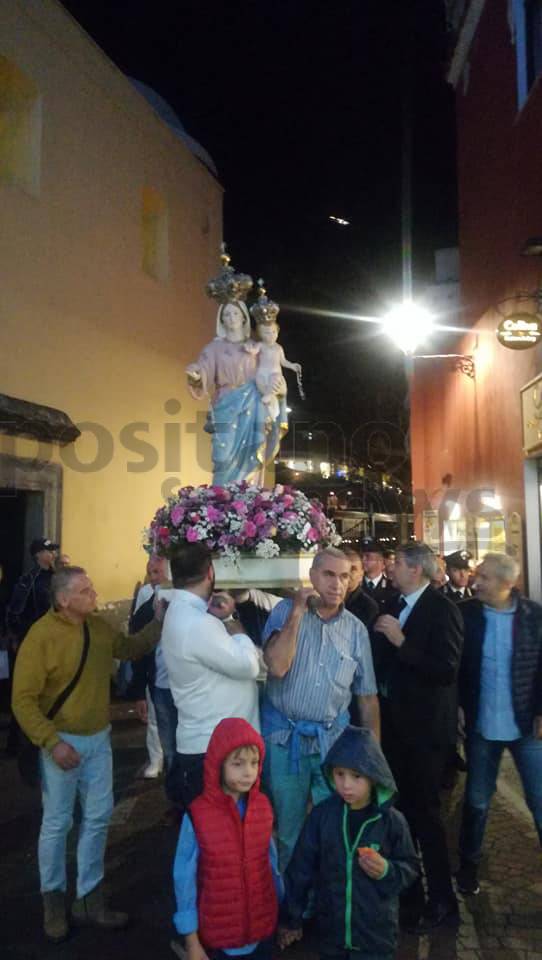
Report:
150,685,178,786
39,727,113,899
459,731,542,864
262,742,331,871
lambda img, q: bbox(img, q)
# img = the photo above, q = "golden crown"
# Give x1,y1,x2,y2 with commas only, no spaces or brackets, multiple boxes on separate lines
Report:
205,243,253,304
249,279,280,325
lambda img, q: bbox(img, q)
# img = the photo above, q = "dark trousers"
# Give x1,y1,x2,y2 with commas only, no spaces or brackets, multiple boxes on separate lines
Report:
166,751,205,810
382,708,455,907
212,939,273,960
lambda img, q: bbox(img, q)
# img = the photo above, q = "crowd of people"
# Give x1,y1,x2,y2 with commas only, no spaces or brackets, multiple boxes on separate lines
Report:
4,535,542,960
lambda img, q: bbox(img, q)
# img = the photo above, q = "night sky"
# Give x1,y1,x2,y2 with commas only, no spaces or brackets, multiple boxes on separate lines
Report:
61,0,457,475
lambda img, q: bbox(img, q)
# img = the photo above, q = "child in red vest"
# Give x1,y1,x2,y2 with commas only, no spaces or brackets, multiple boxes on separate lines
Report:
172,717,282,960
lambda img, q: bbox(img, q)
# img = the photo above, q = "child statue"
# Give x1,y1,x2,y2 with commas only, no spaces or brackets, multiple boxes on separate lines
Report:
249,280,303,425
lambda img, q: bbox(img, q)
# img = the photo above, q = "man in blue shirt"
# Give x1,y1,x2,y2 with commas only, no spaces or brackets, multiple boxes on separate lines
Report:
262,547,379,870
457,553,542,896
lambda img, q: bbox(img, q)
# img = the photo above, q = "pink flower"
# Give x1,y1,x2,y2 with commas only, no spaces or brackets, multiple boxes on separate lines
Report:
170,505,185,527
307,527,320,542
186,527,200,542
282,494,294,508
232,500,248,515
253,510,268,527
206,505,224,523
242,521,257,538
158,526,170,544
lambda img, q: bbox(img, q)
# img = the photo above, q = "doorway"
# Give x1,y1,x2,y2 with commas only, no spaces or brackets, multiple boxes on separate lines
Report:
0,489,45,603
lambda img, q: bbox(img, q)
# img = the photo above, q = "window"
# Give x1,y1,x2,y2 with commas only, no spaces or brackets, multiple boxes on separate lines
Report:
141,186,168,281
513,0,542,107
0,56,41,194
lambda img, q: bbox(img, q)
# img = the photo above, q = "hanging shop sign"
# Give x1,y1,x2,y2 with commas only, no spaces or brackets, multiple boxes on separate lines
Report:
496,313,542,350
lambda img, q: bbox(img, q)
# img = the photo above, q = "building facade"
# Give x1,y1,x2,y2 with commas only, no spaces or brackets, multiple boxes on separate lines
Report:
411,0,542,597
0,0,222,603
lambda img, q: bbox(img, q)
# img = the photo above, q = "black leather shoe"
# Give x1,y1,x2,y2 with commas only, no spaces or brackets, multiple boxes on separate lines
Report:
407,899,459,934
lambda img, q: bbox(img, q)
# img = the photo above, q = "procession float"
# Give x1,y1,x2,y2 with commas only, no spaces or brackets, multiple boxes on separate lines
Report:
145,246,339,586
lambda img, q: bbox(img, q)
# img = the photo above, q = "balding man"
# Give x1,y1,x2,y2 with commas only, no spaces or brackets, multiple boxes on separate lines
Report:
456,553,542,897
262,547,379,869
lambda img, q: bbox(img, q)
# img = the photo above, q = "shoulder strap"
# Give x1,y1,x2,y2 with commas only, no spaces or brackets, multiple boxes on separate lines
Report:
46,621,90,721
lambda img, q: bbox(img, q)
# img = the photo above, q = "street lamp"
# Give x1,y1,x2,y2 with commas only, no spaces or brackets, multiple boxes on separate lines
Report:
382,300,434,355
382,300,475,379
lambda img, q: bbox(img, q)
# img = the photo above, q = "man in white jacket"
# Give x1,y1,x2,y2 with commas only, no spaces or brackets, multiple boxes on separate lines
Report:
161,543,260,809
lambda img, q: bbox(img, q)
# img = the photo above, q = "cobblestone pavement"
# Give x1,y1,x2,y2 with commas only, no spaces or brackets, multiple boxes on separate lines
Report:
1,704,540,960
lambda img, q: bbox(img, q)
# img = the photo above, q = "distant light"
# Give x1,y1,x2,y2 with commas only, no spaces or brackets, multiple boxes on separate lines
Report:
347,491,352,496
286,406,292,413
382,300,434,355
329,215,350,226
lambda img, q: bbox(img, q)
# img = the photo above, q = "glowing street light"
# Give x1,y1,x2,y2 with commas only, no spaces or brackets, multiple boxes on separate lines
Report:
381,300,434,355
329,215,350,226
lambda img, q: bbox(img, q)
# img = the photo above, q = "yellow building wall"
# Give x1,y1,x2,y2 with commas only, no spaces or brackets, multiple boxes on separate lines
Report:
0,0,222,601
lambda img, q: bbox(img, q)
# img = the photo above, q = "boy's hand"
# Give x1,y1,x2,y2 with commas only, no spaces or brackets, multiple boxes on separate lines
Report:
185,933,209,960
277,926,302,950
357,846,387,879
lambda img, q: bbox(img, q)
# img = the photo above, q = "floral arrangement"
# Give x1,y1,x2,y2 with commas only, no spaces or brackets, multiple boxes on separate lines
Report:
144,482,340,562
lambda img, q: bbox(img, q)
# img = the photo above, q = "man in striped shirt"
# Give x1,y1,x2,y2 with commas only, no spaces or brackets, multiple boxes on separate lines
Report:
261,547,379,869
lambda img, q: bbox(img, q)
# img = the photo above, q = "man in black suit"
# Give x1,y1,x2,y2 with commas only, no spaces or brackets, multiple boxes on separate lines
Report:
343,546,379,630
374,542,464,932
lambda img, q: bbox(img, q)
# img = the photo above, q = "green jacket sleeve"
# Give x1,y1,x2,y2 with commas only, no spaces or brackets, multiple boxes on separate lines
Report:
11,634,61,751
112,618,161,661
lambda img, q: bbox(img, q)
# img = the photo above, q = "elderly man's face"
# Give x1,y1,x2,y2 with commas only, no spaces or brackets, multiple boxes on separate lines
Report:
310,556,350,607
147,557,169,587
58,573,97,618
475,561,513,606
208,591,236,621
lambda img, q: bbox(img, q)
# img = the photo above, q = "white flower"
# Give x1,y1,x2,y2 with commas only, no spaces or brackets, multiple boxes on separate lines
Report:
255,539,281,559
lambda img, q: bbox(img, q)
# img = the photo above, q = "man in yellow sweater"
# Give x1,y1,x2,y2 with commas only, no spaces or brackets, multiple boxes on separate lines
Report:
12,565,161,943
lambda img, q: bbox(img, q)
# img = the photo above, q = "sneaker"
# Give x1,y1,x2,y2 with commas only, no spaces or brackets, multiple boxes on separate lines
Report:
138,763,162,779
456,861,480,896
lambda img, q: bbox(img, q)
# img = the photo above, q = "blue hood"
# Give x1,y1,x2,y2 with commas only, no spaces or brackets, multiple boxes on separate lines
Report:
324,726,397,808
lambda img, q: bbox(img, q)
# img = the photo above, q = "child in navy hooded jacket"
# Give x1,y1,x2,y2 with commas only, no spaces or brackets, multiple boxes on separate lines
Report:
280,725,419,960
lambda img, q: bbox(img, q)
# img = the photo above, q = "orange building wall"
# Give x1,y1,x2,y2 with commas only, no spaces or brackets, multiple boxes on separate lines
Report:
411,0,542,563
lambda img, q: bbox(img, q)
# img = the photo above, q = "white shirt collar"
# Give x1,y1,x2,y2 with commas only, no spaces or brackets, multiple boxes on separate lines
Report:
402,581,430,610
173,589,208,612
365,573,383,587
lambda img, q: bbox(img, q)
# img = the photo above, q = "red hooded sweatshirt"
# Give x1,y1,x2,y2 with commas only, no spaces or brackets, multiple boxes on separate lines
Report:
189,717,278,950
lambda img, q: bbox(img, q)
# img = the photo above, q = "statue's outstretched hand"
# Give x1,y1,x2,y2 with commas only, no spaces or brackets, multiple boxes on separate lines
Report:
186,364,202,384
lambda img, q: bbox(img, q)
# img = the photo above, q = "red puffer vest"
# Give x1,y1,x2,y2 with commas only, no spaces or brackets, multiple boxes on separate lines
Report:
190,717,278,949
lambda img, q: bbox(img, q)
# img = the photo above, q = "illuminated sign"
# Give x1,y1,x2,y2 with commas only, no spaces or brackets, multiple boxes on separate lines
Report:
496,313,542,350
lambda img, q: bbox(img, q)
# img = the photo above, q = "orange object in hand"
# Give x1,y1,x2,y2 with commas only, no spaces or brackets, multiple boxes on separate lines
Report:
358,846,377,857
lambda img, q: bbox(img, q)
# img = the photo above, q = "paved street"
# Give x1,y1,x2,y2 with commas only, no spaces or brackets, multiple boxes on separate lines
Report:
1,703,541,960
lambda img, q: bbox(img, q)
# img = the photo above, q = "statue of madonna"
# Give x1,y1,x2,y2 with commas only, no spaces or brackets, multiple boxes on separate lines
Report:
186,249,287,485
